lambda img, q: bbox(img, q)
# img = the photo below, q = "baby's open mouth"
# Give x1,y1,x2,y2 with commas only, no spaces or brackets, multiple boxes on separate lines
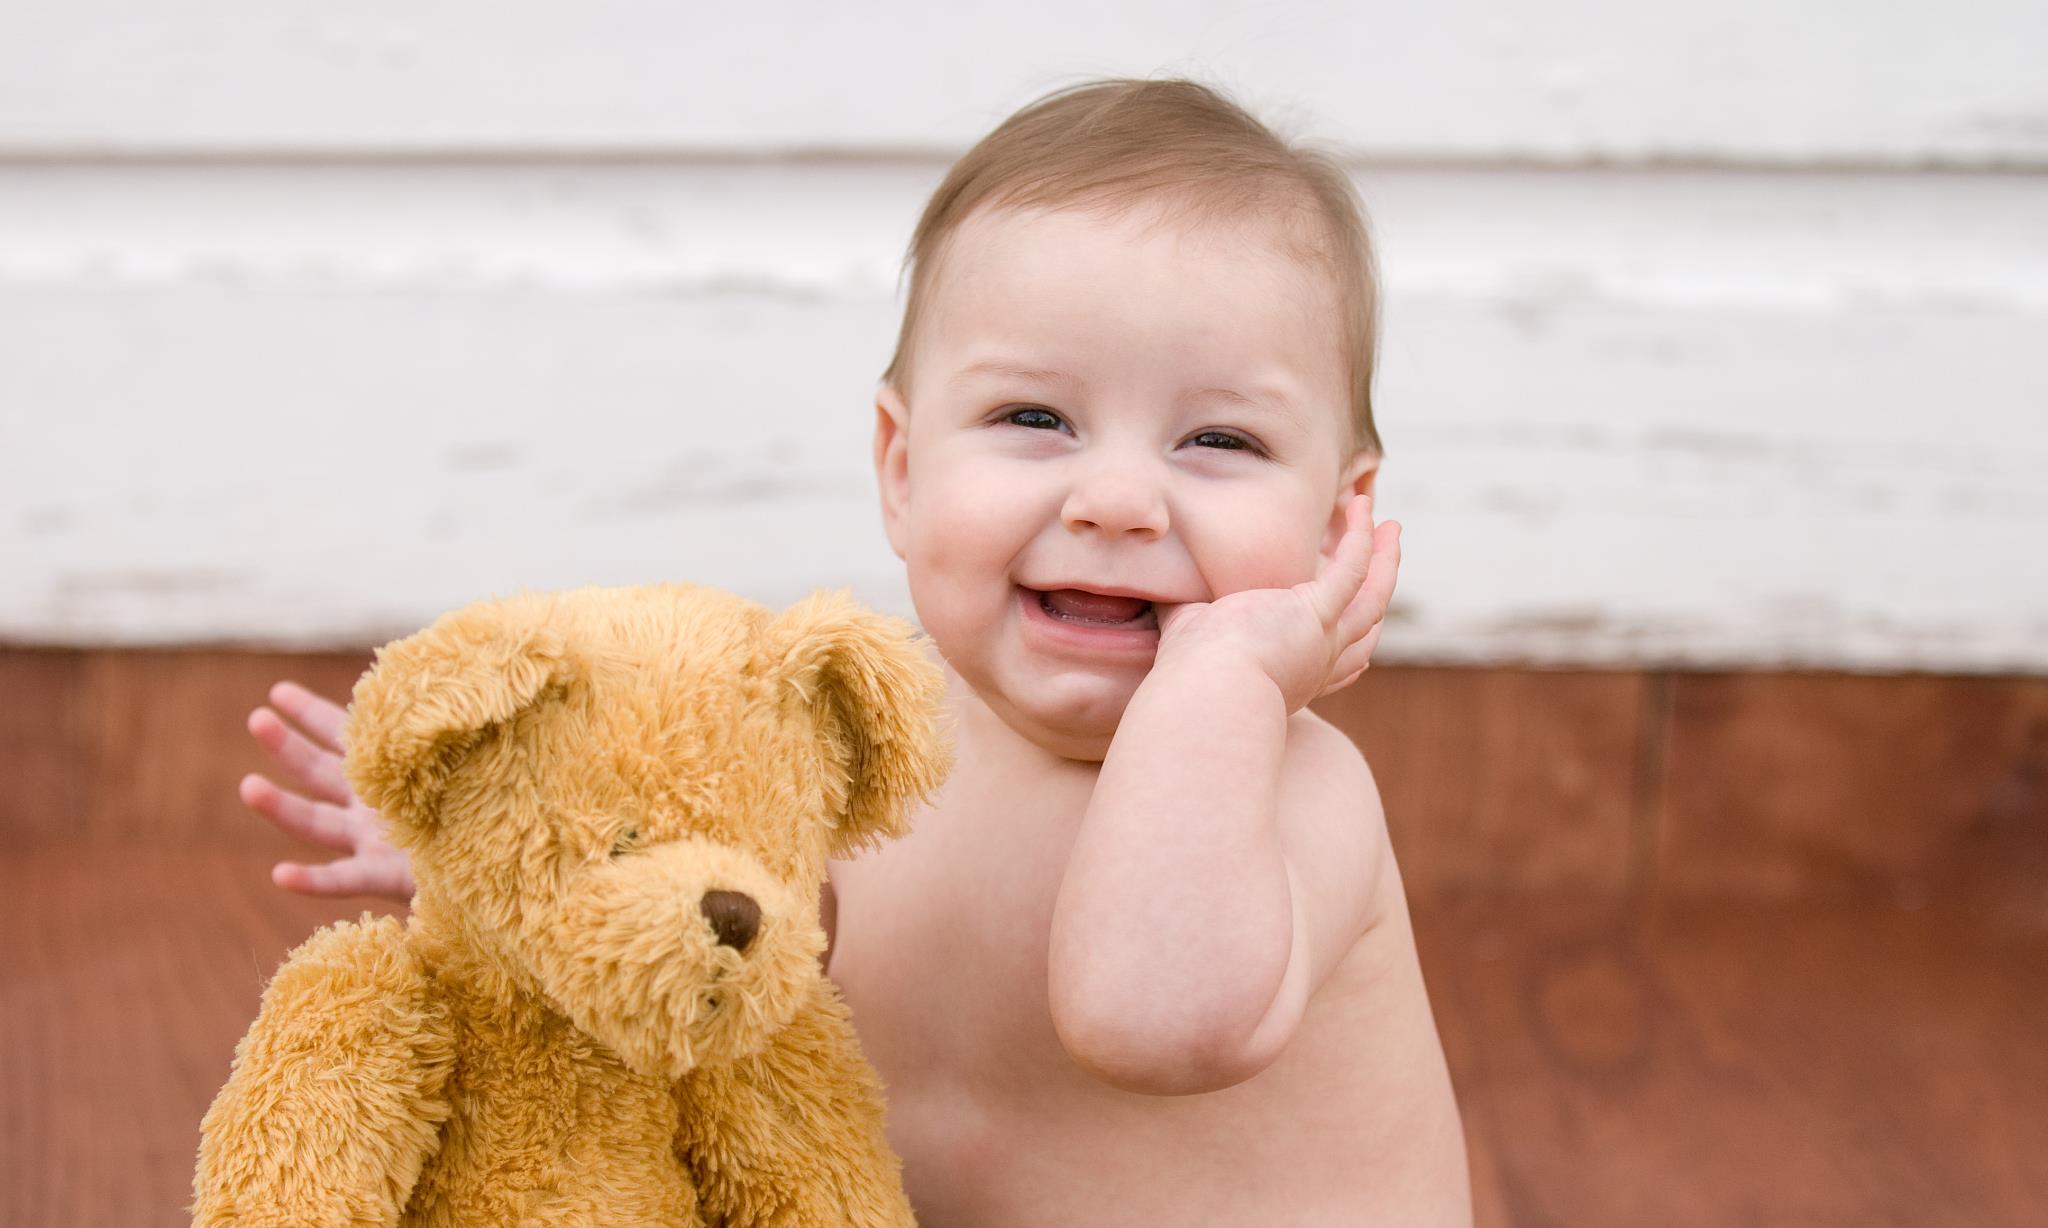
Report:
1032,587,1159,630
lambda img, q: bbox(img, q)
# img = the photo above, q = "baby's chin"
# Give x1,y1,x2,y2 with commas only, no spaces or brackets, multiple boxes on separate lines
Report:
949,657,1136,764
1006,707,1121,764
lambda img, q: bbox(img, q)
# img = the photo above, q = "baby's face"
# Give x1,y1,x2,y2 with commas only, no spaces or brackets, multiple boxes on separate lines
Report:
874,202,1375,761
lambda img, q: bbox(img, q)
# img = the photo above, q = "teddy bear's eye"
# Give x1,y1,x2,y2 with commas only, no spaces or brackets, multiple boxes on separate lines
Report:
610,829,640,858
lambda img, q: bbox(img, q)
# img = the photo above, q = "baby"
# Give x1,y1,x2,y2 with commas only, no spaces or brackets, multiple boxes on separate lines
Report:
241,78,1471,1226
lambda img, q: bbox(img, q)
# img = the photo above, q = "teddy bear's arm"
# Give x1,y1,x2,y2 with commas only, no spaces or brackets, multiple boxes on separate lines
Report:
676,978,915,1228
193,915,455,1228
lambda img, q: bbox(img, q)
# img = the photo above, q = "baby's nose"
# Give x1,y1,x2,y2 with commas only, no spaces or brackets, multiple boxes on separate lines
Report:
1061,466,1169,538
699,889,761,952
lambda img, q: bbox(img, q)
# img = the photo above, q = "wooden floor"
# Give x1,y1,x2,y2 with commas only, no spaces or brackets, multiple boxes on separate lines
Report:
4,647,2045,1226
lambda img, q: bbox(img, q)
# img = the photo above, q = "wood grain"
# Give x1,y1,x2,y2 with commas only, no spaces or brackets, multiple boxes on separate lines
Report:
0,847,402,1228
0,648,88,847
1422,891,2048,1228
1314,667,1649,896
1658,672,2048,925
57,648,372,849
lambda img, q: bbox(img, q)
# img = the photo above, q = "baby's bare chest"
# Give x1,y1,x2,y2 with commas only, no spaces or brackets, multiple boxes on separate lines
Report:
826,789,1470,1228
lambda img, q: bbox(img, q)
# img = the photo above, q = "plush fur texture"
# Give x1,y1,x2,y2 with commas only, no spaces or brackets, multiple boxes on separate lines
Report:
192,584,952,1227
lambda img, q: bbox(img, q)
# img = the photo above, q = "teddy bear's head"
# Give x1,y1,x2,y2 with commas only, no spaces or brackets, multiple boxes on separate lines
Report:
340,584,951,1079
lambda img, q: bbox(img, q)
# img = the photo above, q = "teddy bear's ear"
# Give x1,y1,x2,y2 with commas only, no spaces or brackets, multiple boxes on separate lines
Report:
763,589,953,856
342,596,576,844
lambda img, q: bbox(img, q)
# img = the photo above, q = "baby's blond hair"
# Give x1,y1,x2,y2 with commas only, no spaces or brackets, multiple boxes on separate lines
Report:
880,76,1383,457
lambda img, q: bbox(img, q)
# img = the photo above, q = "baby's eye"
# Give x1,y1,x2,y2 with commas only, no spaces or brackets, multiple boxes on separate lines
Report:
1187,430,1260,454
1001,406,1066,431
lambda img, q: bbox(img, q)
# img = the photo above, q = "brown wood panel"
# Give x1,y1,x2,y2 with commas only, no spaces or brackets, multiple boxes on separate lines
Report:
11,652,2048,1226
1420,891,2048,1228
22,649,1657,891
1315,667,1649,896
71,648,373,849
0,648,89,846
1,847,402,1228
1657,672,2048,923
10,847,2044,1227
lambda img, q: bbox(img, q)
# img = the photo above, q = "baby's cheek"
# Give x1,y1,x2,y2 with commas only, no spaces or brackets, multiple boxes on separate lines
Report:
1194,515,1326,597
901,486,1010,637
910,507,1001,589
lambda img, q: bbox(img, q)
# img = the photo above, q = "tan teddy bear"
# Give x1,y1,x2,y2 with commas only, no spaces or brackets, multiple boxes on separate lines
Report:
192,583,951,1227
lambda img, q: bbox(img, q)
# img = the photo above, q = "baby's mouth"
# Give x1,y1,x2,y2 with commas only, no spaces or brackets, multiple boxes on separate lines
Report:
1033,587,1159,630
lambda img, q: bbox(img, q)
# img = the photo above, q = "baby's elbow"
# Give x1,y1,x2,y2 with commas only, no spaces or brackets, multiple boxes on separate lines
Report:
1050,999,1281,1096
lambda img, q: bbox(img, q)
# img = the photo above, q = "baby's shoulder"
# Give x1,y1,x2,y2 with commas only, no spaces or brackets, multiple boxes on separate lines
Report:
1280,706,1382,811
1276,706,1390,909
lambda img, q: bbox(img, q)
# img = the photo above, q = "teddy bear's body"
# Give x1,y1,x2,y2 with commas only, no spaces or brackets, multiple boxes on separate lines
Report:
192,585,950,1228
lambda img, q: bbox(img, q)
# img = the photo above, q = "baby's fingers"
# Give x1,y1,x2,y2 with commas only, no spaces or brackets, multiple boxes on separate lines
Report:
246,706,355,805
1311,495,1378,622
272,857,396,900
1336,519,1402,645
1317,623,1386,700
268,680,349,752
240,773,359,853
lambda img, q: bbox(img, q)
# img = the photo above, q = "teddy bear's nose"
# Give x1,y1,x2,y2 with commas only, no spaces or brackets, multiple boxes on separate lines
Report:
699,890,761,952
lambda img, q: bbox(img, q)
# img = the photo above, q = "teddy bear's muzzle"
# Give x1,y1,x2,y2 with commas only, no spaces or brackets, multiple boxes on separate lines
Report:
518,838,828,1078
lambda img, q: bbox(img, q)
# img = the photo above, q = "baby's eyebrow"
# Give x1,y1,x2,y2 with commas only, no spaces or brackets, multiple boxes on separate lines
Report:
1191,384,1307,429
951,360,1077,388
952,360,1309,429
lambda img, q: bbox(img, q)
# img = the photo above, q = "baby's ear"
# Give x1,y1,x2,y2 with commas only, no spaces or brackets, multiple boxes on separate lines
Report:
872,383,913,562
342,594,576,845
1322,450,1383,560
762,589,953,856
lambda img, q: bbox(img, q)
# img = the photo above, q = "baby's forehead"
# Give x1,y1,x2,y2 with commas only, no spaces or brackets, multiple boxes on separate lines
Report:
941,204,1338,351
945,195,1335,288
923,200,1349,405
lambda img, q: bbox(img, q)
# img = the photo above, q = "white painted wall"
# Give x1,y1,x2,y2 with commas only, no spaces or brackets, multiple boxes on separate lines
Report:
2,2,2043,671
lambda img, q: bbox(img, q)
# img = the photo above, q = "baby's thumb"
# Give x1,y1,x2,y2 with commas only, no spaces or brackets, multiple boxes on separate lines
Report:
1153,599,1201,641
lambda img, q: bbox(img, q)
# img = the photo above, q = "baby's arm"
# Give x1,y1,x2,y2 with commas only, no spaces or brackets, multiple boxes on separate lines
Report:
1049,496,1400,1095
243,681,415,901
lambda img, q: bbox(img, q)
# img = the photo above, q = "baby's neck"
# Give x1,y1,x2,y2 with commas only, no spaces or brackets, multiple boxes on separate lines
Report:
941,661,1110,775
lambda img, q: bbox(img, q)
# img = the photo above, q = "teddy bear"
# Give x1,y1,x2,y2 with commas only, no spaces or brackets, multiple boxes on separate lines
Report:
192,583,952,1227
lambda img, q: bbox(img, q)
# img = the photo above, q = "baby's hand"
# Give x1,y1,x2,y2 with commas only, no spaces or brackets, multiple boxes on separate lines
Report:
241,681,415,902
1154,494,1401,713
